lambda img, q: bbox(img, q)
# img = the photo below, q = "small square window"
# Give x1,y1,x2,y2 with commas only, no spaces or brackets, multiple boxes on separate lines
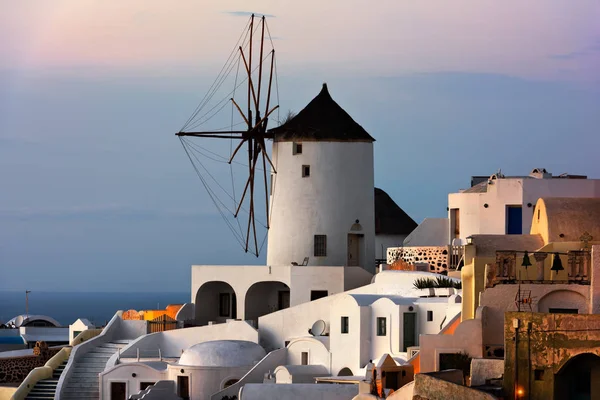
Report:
314,235,327,257
341,316,349,334
293,142,303,155
302,165,310,177
377,317,387,336
534,369,544,381
301,352,309,365
219,293,230,317
427,310,433,322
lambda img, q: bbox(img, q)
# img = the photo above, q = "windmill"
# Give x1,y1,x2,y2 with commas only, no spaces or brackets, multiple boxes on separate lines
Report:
176,14,279,257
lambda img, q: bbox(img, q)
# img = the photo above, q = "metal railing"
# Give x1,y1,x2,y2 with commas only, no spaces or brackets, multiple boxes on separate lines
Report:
491,249,591,285
119,347,163,362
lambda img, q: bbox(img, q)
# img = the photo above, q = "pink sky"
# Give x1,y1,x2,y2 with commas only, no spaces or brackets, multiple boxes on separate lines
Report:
2,0,599,81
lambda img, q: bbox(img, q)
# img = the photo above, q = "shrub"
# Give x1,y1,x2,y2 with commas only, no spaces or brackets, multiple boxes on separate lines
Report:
413,278,436,289
434,276,456,288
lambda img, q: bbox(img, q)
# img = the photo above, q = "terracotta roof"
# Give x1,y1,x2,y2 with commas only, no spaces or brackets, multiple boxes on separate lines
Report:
375,188,417,235
269,83,375,142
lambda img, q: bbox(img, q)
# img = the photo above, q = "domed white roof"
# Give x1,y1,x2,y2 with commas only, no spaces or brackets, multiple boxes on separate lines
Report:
179,340,266,367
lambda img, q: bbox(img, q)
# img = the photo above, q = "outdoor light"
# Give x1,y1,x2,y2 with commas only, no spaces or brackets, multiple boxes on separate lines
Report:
466,236,473,245
516,387,525,397
551,253,564,272
521,251,532,268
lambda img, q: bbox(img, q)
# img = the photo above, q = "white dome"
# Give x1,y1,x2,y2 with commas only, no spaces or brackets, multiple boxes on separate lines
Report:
179,340,266,367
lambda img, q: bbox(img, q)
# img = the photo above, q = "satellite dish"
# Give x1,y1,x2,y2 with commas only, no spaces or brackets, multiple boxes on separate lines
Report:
14,315,25,327
311,320,326,336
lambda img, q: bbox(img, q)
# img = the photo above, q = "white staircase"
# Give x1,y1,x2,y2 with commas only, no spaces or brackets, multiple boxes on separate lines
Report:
61,340,131,399
25,359,68,399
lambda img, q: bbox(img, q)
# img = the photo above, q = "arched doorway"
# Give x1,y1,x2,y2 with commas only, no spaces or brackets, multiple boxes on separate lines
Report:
244,281,290,325
538,290,586,314
195,281,237,325
338,367,353,376
554,353,600,399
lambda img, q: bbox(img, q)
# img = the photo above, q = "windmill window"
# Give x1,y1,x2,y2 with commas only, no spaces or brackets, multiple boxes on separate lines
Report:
293,142,303,155
427,310,433,321
314,235,327,257
302,165,310,177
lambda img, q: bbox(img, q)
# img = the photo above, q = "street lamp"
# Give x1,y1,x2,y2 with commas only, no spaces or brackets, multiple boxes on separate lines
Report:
25,290,31,318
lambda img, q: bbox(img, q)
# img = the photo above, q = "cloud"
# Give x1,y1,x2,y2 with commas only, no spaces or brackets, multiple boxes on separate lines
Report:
223,11,275,18
0,205,215,221
549,38,600,60
549,51,588,60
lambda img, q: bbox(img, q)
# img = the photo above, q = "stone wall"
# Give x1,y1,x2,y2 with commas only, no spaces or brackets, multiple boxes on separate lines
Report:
412,371,498,400
504,312,600,400
0,342,59,384
387,246,450,274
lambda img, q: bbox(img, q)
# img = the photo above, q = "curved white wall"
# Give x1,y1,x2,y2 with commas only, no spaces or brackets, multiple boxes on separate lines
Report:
267,141,375,272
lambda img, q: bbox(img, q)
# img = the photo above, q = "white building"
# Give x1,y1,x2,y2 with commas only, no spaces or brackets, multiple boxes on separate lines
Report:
448,168,600,241
95,271,460,400
258,270,462,376
101,339,266,400
69,318,95,343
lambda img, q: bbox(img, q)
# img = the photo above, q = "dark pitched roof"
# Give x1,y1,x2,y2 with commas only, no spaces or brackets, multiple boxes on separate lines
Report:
269,83,375,142
374,188,417,235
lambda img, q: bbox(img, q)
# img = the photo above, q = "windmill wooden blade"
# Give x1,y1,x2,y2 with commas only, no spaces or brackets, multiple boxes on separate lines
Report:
176,14,279,257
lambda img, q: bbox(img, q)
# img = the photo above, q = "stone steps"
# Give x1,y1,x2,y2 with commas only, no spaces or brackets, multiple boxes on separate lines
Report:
61,340,132,399
25,360,68,400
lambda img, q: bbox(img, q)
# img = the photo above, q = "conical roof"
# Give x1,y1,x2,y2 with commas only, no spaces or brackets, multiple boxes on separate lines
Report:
270,83,375,142
374,188,417,235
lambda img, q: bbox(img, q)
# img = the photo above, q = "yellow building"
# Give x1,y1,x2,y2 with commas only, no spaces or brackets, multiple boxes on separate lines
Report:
461,197,600,320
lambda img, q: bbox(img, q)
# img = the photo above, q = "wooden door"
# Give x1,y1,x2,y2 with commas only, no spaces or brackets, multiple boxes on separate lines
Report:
403,313,416,351
347,234,360,266
110,382,127,400
177,376,190,400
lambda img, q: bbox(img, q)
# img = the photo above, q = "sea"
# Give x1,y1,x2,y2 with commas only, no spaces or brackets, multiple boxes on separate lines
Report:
0,291,189,327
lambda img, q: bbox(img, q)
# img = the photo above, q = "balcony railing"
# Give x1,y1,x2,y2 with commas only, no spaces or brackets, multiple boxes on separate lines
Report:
489,249,591,286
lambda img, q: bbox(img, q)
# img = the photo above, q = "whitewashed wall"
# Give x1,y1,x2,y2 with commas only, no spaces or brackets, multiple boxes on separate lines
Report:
286,337,330,369
267,141,375,272
329,295,368,375
448,177,600,241
166,364,251,400
100,363,166,400
191,265,371,322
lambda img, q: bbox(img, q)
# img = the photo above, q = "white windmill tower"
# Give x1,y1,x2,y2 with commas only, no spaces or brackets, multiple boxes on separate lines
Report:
267,84,376,272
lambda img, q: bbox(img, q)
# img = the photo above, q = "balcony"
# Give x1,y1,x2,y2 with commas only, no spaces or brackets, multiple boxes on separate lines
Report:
490,249,591,286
